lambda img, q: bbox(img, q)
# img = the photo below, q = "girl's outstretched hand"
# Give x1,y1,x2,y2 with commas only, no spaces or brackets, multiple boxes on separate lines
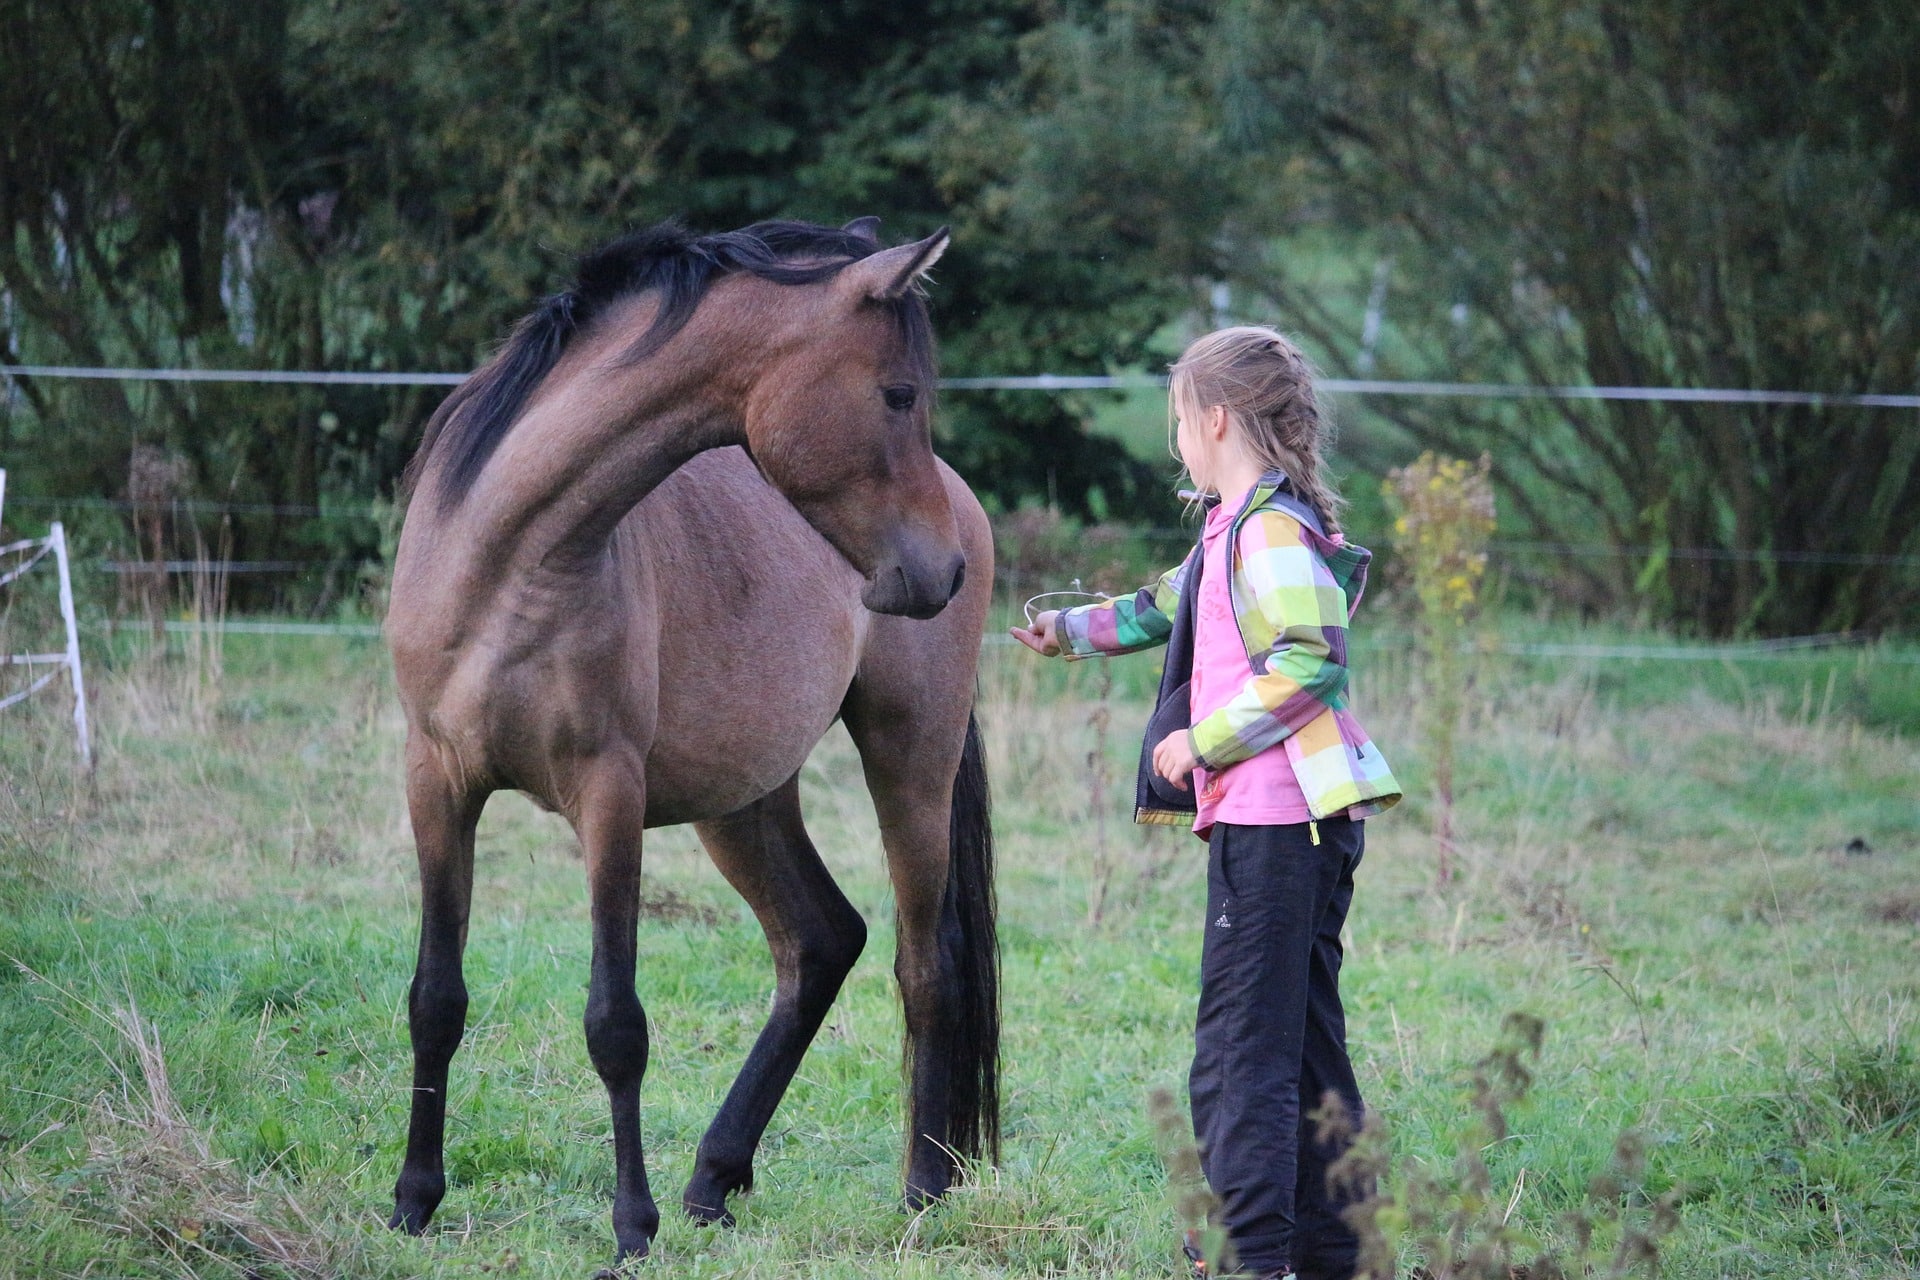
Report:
1152,730,1199,791
1009,610,1061,656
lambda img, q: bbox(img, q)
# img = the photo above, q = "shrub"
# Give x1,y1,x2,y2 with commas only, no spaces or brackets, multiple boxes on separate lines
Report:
1325,1013,1680,1280
1383,453,1495,886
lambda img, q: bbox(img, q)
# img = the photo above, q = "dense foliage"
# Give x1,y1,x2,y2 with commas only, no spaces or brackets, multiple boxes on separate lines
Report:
0,1,1193,552
2,0,1914,632
1203,0,1920,634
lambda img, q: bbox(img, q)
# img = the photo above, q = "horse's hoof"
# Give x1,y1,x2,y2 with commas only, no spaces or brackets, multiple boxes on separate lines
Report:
682,1164,749,1227
903,1183,948,1213
904,1163,954,1212
608,1222,654,1269
591,1252,644,1276
594,1235,651,1276
390,1169,445,1233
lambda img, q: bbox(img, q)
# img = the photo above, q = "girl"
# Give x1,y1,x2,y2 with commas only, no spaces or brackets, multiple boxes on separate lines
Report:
1011,327,1401,1280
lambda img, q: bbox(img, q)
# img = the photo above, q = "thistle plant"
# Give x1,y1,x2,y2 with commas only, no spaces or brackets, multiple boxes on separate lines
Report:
1383,453,1495,886
1149,1086,1236,1278
1320,1013,1681,1280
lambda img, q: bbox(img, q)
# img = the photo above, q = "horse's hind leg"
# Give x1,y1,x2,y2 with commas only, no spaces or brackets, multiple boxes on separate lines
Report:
844,690,999,1209
684,775,867,1225
391,744,486,1234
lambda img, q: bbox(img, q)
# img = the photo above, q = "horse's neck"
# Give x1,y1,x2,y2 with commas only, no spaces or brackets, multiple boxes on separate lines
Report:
456,334,749,580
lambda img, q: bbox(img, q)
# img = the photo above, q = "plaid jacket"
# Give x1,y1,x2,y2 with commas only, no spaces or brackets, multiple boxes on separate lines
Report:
1057,474,1402,823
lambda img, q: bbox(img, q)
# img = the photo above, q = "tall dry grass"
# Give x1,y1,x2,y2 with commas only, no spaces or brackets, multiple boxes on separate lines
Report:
11,964,332,1277
973,647,1193,927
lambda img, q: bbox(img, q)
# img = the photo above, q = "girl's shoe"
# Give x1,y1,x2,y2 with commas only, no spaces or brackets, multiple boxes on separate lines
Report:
1181,1229,1294,1280
1181,1229,1209,1278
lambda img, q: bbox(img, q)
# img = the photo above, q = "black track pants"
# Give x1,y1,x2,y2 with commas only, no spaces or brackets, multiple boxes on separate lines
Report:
1189,818,1371,1280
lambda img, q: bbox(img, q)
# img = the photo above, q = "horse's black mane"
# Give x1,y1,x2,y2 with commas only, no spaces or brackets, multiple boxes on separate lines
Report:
407,218,931,505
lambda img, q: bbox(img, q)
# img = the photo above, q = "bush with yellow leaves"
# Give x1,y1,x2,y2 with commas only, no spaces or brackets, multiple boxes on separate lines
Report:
1383,453,1495,885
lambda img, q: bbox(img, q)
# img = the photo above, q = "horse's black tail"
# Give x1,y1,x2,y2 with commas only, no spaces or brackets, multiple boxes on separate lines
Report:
941,709,1000,1164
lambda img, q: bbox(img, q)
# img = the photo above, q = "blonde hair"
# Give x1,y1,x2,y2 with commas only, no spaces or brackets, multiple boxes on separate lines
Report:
1169,325,1345,536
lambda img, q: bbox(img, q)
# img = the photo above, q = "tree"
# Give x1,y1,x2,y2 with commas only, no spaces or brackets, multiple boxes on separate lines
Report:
0,0,303,501
1,0,1215,580
1206,0,1920,635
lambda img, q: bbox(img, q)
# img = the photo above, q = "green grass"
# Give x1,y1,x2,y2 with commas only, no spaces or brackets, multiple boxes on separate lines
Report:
1,623,1916,1278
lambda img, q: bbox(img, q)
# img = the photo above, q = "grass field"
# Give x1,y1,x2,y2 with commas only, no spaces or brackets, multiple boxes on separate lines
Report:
1,618,1916,1279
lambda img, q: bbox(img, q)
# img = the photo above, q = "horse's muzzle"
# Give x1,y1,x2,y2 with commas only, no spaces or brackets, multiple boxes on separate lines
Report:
863,550,966,620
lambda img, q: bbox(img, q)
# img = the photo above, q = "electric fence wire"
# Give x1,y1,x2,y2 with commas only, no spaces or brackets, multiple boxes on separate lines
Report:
8,363,1920,408
6,364,1915,571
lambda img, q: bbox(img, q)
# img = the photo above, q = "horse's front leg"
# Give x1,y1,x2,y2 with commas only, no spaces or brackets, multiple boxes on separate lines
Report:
576,761,661,1263
391,744,487,1233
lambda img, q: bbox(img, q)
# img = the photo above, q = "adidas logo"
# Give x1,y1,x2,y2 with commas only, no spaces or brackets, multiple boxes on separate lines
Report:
1214,914,1231,929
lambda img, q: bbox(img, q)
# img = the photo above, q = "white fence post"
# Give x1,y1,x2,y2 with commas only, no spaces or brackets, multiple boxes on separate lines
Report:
49,521,92,768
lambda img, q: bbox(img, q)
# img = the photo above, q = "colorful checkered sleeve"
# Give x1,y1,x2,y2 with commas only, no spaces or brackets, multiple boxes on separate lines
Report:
1055,553,1192,657
1188,510,1351,768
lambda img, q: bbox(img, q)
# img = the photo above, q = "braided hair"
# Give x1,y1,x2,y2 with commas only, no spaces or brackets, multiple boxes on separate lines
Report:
1169,326,1345,537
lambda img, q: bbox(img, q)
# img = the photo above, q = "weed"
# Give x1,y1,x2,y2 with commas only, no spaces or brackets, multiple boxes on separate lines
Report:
991,507,1177,611
16,967,330,1277
1149,1085,1234,1278
1384,453,1496,887
638,885,724,928
1871,893,1920,926
1323,1013,1680,1280
1827,1041,1920,1139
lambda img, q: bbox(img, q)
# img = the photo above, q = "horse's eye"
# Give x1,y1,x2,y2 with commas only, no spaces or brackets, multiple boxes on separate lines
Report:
883,385,917,412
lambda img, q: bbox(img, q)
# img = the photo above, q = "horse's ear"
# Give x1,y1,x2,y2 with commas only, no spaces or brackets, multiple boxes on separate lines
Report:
842,215,882,243
839,227,950,302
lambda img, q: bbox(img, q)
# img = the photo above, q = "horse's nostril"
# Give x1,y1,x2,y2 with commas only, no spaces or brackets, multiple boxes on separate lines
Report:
948,557,967,600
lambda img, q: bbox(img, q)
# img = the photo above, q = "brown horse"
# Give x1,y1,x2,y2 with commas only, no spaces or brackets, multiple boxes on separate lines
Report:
384,218,998,1263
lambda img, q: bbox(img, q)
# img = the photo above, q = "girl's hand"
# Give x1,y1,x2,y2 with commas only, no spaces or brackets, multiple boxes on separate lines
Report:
1152,730,1199,791
1009,610,1062,657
